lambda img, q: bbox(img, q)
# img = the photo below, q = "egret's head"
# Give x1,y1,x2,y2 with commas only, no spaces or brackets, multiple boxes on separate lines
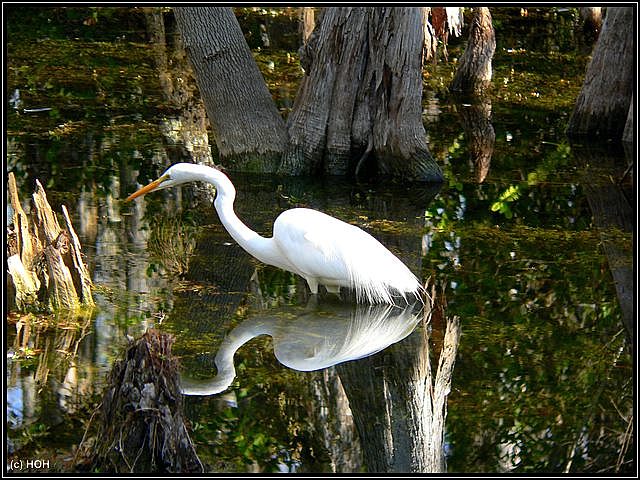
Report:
125,163,200,202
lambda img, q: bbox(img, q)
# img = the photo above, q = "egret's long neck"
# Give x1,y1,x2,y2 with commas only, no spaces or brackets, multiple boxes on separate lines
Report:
215,319,273,373
181,320,273,396
202,167,280,266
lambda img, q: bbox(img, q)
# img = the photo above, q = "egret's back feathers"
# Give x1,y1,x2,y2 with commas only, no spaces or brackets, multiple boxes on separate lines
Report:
273,208,421,304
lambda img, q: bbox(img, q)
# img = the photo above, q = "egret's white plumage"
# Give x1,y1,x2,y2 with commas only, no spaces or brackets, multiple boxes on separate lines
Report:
181,302,424,395
126,163,422,304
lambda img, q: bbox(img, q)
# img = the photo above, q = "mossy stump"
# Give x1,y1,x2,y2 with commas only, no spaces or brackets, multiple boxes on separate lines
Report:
81,330,204,473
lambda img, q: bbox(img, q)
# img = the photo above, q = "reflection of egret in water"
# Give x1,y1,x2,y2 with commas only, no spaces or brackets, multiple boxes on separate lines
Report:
181,302,425,396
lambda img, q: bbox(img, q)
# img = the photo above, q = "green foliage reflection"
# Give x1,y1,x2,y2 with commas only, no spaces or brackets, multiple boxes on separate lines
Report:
423,193,632,472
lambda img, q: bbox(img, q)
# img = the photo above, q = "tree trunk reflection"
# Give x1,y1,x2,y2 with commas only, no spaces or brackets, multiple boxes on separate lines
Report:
337,304,460,472
573,144,633,351
455,98,495,183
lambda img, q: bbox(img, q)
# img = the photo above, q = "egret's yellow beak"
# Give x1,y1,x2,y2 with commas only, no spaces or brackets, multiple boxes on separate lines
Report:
125,174,169,202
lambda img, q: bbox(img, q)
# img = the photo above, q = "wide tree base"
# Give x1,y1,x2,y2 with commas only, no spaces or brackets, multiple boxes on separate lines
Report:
281,8,443,182
566,7,634,142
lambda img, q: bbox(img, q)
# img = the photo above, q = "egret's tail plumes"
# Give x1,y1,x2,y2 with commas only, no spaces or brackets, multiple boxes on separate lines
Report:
299,303,422,368
343,242,423,305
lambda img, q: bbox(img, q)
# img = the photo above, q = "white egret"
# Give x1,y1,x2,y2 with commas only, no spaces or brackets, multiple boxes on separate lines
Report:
126,163,422,304
181,302,424,396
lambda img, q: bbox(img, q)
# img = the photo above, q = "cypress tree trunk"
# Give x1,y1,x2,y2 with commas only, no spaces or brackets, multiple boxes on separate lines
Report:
282,7,442,182
299,7,315,45
566,7,634,141
622,93,633,144
174,7,287,172
450,7,496,95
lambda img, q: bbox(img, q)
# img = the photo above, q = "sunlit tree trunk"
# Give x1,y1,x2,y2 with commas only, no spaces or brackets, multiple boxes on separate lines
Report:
430,7,465,61
567,7,634,142
299,7,315,45
450,7,495,95
174,7,287,172
282,7,442,182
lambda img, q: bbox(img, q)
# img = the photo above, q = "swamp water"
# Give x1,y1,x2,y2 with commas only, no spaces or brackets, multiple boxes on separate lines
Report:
5,7,634,473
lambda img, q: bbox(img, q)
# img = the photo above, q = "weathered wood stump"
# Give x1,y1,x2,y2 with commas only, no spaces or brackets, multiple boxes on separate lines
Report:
281,7,442,181
6,172,93,312
81,330,204,473
450,7,496,95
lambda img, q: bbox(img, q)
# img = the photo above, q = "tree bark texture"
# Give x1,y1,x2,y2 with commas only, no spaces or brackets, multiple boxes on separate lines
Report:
430,7,465,61
174,7,287,172
282,7,443,182
299,7,315,45
450,7,496,95
566,7,634,141
337,299,460,473
7,173,94,312
80,331,204,473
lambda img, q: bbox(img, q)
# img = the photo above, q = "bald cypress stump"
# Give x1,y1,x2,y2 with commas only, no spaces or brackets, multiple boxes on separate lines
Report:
450,7,496,95
6,172,94,312
282,7,442,181
80,330,204,473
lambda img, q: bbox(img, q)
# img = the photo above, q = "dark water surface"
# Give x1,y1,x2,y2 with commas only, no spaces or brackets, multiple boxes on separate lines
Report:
6,7,634,473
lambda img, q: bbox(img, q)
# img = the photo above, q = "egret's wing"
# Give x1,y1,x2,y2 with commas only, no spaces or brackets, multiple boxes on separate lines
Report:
274,208,420,303
274,209,349,280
